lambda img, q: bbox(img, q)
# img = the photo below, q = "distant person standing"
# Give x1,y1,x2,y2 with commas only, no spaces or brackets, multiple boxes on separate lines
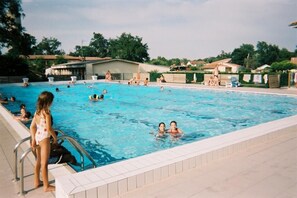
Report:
30,91,57,192
105,70,112,81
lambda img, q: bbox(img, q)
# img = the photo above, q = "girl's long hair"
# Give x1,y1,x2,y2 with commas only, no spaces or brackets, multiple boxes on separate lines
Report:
36,91,54,115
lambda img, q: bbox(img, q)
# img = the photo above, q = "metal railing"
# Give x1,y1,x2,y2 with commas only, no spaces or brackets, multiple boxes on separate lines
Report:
13,130,97,195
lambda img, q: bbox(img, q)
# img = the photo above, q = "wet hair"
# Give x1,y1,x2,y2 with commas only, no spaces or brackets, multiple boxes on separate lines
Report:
55,88,60,92
3,97,8,101
93,94,97,98
159,122,166,127
170,121,177,126
25,111,31,119
11,96,16,101
99,94,104,99
20,104,26,109
36,91,54,115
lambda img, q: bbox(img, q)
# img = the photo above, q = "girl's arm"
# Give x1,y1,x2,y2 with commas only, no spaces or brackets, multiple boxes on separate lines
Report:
29,115,37,148
45,112,57,144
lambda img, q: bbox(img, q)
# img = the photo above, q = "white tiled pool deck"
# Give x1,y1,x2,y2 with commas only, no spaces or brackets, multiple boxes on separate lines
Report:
0,84,296,198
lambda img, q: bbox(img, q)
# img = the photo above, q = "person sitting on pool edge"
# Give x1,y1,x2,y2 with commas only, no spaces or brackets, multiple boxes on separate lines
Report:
0,96,16,103
15,111,32,122
155,122,168,139
167,121,183,137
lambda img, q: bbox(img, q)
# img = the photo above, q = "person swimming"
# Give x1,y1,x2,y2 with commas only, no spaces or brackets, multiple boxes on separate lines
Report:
89,94,99,101
167,121,183,137
155,122,168,139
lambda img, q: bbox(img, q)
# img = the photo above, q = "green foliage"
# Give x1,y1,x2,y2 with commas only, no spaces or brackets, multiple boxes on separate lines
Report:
0,55,28,75
196,73,204,82
28,57,47,73
279,72,288,87
54,55,67,65
89,32,108,57
231,44,255,66
256,41,280,65
186,73,194,83
270,60,297,72
149,56,170,66
34,37,64,55
149,71,161,82
108,33,149,62
0,0,37,57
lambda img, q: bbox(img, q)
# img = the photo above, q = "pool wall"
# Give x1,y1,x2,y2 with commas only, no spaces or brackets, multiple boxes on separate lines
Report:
54,114,297,198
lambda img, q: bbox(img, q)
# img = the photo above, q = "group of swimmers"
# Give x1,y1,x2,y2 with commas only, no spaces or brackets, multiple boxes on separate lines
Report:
154,121,183,139
89,89,107,101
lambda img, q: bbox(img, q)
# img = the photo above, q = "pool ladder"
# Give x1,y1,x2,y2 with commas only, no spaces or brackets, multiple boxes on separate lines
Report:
13,130,97,195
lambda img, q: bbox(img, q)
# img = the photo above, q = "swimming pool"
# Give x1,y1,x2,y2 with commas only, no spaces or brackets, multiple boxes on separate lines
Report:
1,82,297,168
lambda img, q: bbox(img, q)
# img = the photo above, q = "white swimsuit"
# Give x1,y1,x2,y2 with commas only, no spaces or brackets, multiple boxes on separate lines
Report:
35,113,50,145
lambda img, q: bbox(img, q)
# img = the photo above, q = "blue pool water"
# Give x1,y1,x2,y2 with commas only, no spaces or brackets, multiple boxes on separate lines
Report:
1,82,297,167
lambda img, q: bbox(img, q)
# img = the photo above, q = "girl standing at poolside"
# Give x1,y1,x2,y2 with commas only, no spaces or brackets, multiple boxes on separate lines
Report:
30,91,57,192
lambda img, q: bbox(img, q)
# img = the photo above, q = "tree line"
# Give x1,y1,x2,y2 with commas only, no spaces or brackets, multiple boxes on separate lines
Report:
0,0,296,76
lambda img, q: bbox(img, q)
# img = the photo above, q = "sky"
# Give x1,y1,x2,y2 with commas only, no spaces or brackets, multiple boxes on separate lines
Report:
22,0,297,60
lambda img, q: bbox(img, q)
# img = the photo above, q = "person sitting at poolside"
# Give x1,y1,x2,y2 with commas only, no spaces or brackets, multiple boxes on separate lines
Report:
144,78,149,86
89,94,99,101
0,96,16,104
167,121,183,137
160,74,166,83
155,122,168,139
15,111,32,122
105,70,112,81
128,77,138,85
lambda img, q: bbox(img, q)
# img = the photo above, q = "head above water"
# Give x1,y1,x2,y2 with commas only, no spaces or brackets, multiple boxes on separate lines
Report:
158,122,166,132
170,121,177,128
36,91,54,115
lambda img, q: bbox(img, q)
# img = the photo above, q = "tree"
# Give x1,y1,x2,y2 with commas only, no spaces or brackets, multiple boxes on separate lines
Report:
89,32,108,57
108,33,149,62
231,44,255,66
149,56,170,66
256,41,280,65
7,32,36,56
0,0,36,56
270,60,297,72
34,37,64,55
278,48,292,61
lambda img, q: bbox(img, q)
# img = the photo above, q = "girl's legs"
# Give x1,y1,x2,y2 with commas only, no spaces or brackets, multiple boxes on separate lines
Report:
34,147,42,188
39,138,55,192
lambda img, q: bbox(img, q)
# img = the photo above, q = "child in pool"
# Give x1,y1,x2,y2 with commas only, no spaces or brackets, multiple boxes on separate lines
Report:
155,122,167,138
167,121,183,137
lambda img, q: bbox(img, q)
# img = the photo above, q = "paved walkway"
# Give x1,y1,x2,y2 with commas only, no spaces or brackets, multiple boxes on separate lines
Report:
122,125,297,198
0,114,55,198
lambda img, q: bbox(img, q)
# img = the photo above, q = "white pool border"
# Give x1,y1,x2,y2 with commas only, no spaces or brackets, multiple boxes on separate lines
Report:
1,82,296,198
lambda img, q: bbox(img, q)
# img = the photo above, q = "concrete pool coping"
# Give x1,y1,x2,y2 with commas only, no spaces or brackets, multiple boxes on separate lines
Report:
0,81,296,198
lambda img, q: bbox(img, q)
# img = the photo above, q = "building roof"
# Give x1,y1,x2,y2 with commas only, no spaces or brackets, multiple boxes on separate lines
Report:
25,55,111,61
201,58,240,69
255,64,270,71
